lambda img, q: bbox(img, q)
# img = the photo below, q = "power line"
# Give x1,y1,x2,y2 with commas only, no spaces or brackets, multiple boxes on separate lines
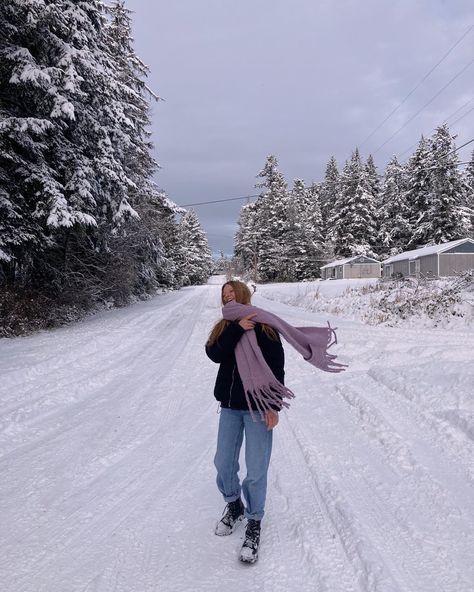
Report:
443,95,474,124
373,55,474,155
359,24,474,149
180,140,474,211
446,136,474,156
181,194,259,207
398,98,474,159
449,104,474,128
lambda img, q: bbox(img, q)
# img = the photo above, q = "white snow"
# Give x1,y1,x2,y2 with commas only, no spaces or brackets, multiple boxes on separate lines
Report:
1,276,474,592
258,277,474,329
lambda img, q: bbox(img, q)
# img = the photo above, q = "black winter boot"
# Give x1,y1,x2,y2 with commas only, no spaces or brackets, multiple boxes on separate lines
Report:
239,519,261,564
215,498,244,536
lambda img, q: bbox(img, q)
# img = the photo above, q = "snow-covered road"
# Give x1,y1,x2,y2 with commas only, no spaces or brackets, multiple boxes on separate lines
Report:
1,279,474,592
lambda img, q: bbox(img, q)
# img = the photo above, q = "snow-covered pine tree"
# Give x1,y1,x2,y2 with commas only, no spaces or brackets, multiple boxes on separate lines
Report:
319,156,339,244
466,150,474,196
404,135,433,248
0,0,134,290
104,0,157,200
234,201,260,280
463,150,474,236
409,126,465,246
101,1,180,296
365,155,380,202
176,210,212,285
331,149,377,257
377,156,412,257
306,182,324,248
118,191,182,295
0,0,177,308
365,154,382,251
0,0,94,286
426,125,466,244
254,155,289,281
283,179,310,281
288,179,324,279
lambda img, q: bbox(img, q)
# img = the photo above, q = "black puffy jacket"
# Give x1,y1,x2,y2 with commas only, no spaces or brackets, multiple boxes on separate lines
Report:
205,321,285,410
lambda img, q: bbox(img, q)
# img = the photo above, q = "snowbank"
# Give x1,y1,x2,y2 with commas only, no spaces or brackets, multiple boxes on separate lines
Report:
257,275,474,329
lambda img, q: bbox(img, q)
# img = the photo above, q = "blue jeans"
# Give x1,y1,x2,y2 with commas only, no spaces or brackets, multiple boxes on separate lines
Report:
214,408,273,521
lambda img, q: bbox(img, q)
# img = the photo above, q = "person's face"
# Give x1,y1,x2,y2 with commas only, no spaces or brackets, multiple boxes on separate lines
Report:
222,284,235,304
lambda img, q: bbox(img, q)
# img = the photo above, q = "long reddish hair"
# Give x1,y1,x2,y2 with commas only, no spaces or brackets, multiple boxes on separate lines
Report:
207,281,277,345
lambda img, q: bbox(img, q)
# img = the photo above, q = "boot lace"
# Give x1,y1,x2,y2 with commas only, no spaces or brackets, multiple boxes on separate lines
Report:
244,519,260,548
222,498,242,525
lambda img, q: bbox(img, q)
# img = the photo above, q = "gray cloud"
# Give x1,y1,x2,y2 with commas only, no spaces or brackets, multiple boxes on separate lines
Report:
126,0,474,254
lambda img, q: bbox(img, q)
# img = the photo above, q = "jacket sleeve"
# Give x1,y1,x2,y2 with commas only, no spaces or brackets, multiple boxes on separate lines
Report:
205,322,245,363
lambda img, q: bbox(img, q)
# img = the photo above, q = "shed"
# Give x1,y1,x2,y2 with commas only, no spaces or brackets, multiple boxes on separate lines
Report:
320,255,381,280
382,237,474,278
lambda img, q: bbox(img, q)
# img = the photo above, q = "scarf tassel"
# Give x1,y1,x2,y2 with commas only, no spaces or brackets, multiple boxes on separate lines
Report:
245,381,295,422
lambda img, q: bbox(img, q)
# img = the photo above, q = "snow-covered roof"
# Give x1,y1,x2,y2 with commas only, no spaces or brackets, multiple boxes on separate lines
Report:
383,238,474,264
321,255,380,269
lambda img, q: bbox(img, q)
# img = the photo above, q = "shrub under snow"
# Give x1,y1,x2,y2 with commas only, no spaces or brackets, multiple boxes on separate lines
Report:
258,272,474,328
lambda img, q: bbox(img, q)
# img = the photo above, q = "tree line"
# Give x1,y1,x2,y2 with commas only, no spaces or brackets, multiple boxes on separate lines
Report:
234,125,474,282
0,1,212,334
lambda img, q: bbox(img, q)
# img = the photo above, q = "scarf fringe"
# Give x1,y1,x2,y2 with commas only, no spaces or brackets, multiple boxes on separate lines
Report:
245,381,295,421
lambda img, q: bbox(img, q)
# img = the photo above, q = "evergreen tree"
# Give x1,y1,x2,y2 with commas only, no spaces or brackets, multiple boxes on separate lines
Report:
426,125,466,243
283,179,310,280
234,201,260,280
463,150,474,236
98,1,179,295
365,154,380,203
254,155,289,281
289,179,324,279
176,210,212,285
404,136,433,247
378,156,412,256
319,156,339,243
466,150,474,196
0,0,179,309
0,0,135,288
365,154,382,249
409,126,465,246
126,191,181,291
331,149,377,257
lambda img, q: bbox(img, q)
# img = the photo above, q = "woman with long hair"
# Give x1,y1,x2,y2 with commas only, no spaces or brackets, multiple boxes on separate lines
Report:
206,279,345,564
206,280,283,564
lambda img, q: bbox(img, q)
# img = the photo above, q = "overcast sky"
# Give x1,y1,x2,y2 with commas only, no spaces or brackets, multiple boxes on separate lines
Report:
125,0,474,255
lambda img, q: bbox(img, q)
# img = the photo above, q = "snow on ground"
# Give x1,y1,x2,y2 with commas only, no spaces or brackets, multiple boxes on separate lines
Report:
1,276,474,592
258,277,474,329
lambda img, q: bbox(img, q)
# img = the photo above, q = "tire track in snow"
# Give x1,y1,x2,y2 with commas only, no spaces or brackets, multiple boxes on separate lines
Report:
2,403,216,591
282,415,404,592
0,288,209,460
365,367,474,484
0,288,200,417
330,383,473,591
270,418,359,592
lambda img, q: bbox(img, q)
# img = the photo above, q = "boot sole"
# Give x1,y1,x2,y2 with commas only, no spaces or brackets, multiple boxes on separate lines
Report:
239,553,258,564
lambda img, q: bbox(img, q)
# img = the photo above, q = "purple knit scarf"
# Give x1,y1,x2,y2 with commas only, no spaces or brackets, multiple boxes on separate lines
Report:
222,301,346,419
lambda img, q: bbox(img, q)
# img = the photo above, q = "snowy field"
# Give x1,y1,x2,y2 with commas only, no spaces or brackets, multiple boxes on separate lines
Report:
1,276,474,592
